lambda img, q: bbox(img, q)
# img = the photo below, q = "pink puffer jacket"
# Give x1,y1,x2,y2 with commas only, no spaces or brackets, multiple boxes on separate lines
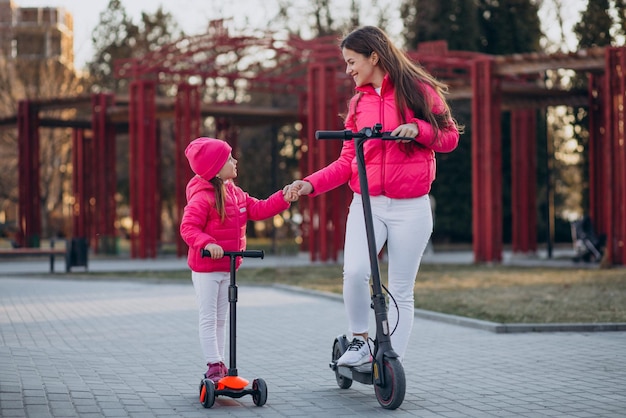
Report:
180,176,290,272
305,74,459,199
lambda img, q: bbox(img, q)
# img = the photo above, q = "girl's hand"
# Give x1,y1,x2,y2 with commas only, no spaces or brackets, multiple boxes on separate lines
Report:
285,180,313,197
391,123,419,143
204,243,224,259
282,185,300,202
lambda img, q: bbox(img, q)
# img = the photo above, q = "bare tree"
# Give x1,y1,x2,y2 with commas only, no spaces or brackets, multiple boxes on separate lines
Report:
0,57,86,239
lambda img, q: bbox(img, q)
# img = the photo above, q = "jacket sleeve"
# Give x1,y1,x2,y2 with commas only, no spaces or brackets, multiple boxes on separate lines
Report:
244,190,290,221
303,96,357,197
179,192,217,249
303,141,354,197
410,84,459,154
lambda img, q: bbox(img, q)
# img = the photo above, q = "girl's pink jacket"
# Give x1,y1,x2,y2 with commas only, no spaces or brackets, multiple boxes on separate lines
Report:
304,75,459,199
180,176,290,272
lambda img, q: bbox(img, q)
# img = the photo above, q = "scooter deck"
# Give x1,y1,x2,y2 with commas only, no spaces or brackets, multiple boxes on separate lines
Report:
330,361,373,385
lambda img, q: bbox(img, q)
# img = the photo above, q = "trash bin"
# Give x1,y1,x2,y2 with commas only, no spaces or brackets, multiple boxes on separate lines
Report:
66,237,89,272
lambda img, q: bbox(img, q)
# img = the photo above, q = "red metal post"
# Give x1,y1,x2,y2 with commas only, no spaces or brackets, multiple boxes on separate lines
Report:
129,80,158,258
602,48,626,265
471,58,503,262
17,100,41,247
305,62,345,261
587,73,603,231
510,109,537,253
71,128,88,239
175,83,201,256
91,93,117,253
613,50,626,265
298,91,310,254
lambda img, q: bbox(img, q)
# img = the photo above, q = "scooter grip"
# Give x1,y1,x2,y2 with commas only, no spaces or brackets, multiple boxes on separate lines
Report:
381,133,415,141
315,130,351,140
231,250,264,259
201,249,265,259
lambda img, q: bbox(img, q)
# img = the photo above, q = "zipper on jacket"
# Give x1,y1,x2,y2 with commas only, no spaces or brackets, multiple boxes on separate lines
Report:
379,94,386,195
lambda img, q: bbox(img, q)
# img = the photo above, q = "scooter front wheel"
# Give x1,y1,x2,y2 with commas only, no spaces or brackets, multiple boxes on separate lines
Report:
199,379,216,408
374,358,405,410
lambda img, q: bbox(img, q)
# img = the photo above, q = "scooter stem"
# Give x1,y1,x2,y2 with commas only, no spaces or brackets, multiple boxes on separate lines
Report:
354,135,399,383
228,254,239,376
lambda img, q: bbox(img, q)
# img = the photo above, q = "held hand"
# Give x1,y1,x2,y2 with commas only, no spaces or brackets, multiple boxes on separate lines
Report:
282,184,300,202
391,123,418,143
288,180,313,196
204,243,224,259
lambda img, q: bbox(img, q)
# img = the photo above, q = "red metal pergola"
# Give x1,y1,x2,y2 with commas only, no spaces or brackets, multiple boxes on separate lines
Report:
10,22,626,265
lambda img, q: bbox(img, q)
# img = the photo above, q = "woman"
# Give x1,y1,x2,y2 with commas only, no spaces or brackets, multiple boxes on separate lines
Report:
286,26,461,366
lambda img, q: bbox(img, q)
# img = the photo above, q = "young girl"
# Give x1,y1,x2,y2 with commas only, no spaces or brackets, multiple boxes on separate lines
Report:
180,137,297,382
287,26,461,366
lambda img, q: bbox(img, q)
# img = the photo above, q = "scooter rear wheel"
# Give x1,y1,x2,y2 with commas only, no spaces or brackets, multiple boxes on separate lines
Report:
332,339,353,389
252,378,267,406
374,358,405,410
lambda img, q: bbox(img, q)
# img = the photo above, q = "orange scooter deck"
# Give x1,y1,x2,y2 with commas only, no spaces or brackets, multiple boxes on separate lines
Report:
217,375,249,391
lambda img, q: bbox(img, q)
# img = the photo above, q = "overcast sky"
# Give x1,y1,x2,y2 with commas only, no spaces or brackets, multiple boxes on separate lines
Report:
16,0,587,70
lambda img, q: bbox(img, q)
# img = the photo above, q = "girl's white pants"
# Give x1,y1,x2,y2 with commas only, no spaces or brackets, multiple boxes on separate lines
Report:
192,271,230,365
342,193,432,360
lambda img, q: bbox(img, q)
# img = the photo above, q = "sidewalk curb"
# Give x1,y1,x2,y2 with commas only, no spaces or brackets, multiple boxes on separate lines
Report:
273,284,626,334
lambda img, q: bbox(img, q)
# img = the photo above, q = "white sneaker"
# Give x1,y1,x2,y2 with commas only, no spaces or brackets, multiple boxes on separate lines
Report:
336,336,371,366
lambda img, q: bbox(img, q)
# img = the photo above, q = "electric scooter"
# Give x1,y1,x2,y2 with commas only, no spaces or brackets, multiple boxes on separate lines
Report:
316,124,409,410
198,249,267,408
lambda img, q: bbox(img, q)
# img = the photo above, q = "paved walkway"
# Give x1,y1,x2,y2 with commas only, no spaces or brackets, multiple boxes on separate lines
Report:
1,254,625,417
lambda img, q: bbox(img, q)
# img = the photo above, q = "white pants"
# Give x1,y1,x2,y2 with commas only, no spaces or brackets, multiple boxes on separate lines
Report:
342,194,432,359
192,271,230,365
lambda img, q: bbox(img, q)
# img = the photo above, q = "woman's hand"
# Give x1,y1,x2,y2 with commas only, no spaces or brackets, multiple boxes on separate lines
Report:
284,180,313,197
204,243,224,259
391,123,419,143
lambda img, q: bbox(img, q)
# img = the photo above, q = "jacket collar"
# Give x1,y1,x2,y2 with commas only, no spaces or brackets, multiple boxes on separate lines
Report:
355,73,392,95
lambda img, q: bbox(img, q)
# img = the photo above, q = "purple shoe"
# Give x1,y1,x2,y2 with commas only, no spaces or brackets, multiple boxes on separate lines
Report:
219,362,228,377
204,362,226,383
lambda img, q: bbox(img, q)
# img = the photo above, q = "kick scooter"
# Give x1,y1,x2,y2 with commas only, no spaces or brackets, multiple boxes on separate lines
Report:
198,249,267,408
316,124,408,409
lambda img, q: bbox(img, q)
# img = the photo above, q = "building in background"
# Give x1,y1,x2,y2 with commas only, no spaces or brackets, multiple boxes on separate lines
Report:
0,0,73,69
0,0,77,246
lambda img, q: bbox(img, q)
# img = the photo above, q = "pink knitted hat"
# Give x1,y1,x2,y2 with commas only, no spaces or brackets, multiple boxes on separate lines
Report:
185,137,232,180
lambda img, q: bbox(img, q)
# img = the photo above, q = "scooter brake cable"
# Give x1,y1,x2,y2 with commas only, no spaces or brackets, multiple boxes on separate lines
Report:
381,283,400,336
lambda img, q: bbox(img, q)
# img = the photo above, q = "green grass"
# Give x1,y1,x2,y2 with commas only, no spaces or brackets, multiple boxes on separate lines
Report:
88,262,626,324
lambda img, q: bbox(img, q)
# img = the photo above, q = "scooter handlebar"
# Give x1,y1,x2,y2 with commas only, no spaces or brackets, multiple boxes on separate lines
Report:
381,133,415,141
201,249,265,259
315,127,414,142
315,130,352,140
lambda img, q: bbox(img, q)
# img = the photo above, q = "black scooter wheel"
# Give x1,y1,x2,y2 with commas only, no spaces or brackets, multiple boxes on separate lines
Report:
332,339,352,389
199,379,216,408
252,378,267,406
374,358,405,410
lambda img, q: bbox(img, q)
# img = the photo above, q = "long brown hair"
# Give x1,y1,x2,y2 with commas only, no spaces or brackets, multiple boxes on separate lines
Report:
340,26,463,146
209,177,226,222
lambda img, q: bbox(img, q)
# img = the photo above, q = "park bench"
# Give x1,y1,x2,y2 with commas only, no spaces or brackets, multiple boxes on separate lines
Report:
0,238,89,273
